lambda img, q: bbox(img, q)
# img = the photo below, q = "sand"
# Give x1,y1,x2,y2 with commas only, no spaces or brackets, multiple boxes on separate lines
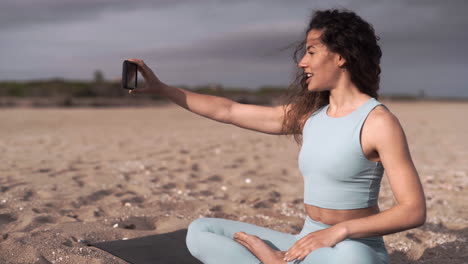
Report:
0,100,467,263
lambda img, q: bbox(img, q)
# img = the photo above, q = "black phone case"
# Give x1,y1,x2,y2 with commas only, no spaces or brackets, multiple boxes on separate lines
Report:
122,60,138,90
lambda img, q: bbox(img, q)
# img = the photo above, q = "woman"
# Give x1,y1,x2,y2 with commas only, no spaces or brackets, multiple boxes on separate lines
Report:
127,8,426,264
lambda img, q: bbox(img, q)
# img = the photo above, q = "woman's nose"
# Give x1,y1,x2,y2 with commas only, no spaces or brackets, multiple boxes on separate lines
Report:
298,56,307,68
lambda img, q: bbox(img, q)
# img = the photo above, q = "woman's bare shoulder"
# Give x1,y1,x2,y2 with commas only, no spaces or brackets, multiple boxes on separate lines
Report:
365,104,404,145
367,103,397,124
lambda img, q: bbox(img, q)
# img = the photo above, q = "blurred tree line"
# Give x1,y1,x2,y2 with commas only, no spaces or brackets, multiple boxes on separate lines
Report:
0,70,288,107
1,70,448,107
0,70,124,98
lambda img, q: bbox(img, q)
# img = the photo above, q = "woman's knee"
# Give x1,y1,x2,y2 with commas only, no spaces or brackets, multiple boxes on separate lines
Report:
186,218,206,255
187,217,221,234
186,218,217,252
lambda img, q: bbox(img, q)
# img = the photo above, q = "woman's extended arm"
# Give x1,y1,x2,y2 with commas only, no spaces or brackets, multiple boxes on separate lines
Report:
126,58,288,135
284,107,426,262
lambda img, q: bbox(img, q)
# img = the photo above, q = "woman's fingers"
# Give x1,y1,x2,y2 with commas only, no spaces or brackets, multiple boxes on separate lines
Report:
285,239,308,261
286,245,320,262
124,58,166,95
285,250,306,262
126,58,160,85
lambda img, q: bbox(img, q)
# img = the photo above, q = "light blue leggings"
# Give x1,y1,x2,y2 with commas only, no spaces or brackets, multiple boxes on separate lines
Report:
186,215,389,264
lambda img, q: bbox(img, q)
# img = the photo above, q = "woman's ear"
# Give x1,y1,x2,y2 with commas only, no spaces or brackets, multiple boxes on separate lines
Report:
336,54,346,68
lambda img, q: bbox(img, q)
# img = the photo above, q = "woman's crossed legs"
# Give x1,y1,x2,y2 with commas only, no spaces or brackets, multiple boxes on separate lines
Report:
186,217,387,264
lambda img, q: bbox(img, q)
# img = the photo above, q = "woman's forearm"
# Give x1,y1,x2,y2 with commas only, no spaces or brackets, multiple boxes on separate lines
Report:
336,204,426,239
159,83,235,123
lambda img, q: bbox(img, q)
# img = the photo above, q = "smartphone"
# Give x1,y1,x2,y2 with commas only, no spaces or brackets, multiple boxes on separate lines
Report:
122,60,138,90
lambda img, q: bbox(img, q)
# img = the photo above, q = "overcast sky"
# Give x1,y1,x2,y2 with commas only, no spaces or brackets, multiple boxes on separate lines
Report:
1,0,467,97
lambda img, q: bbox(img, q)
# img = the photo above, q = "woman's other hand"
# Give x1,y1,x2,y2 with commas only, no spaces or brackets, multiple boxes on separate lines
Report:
126,58,166,95
284,225,348,262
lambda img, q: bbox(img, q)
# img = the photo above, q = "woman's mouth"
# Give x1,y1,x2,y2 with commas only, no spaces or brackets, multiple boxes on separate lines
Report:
306,73,313,84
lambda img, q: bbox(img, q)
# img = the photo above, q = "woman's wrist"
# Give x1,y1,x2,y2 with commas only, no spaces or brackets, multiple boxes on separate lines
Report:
333,222,350,241
151,81,168,96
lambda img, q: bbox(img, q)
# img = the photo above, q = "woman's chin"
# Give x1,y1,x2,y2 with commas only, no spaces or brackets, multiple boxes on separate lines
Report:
307,84,328,93
307,85,318,91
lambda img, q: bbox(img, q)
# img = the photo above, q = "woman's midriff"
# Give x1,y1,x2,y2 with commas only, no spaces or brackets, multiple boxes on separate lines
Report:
304,203,380,226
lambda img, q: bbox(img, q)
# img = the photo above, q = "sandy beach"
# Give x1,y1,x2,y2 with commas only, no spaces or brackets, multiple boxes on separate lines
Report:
0,100,467,263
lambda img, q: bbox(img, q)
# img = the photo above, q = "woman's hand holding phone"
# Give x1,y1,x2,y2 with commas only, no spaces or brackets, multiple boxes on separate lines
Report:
126,58,166,95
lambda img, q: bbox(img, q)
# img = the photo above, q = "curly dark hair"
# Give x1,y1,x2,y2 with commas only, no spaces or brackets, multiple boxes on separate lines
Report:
280,8,382,145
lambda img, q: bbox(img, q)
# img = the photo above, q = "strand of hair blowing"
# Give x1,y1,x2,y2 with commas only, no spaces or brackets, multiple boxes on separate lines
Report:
279,8,382,145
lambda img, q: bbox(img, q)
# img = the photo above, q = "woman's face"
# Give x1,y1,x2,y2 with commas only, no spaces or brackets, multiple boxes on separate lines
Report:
298,29,345,92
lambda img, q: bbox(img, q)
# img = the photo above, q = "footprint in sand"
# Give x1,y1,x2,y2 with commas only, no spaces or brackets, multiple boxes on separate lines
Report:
48,167,79,177
234,157,246,164
114,190,137,197
406,232,423,244
292,198,302,204
211,175,223,182
32,208,52,214
62,238,74,247
162,183,177,190
173,167,185,172
21,189,35,201
191,163,200,172
0,213,17,229
199,190,214,196
185,182,197,189
58,209,79,220
72,175,85,187
90,207,106,218
202,175,223,183
253,200,272,209
209,205,223,212
242,170,257,177
0,181,27,192
151,177,159,183
33,215,56,224
120,172,132,181
224,158,246,169
179,149,190,154
267,191,281,203
121,196,145,205
36,168,52,173
72,189,113,208
22,215,57,232
44,202,56,208
113,216,156,230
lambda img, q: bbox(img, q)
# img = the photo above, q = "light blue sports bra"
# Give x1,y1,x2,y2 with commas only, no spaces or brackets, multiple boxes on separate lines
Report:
298,97,386,210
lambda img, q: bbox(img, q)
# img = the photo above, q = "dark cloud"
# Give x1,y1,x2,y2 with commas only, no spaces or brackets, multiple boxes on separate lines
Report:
143,26,302,63
0,0,218,29
0,0,466,96
377,0,468,67
136,23,303,88
0,0,344,30
139,0,468,79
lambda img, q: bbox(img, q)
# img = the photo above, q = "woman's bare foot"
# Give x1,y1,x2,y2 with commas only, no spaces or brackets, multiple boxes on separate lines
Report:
233,232,287,264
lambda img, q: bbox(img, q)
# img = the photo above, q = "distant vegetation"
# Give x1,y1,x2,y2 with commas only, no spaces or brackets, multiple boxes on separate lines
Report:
0,78,288,107
0,77,465,108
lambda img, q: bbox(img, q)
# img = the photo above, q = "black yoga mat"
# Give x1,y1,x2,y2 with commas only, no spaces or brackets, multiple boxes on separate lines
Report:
88,229,203,264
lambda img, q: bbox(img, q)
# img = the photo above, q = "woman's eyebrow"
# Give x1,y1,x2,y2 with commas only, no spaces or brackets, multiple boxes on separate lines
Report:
306,45,315,50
